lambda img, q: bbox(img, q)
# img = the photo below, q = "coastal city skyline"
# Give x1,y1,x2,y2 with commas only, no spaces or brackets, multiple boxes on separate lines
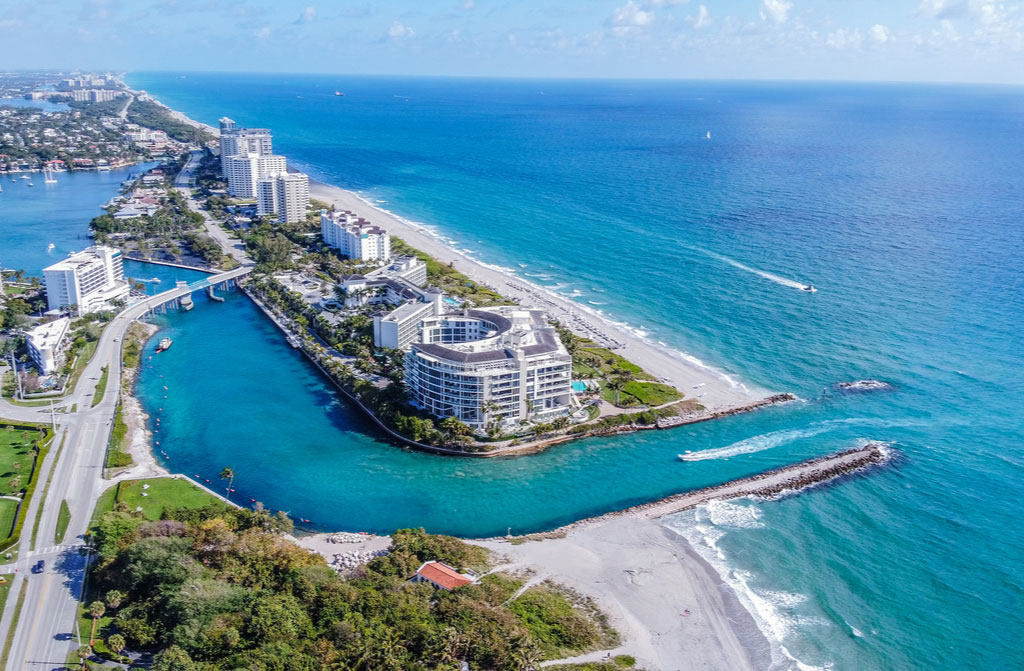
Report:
1,3,1022,664
0,1,1022,84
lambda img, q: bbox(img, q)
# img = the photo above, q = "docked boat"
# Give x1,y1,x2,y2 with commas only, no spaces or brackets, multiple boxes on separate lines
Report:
156,337,172,352
180,293,194,311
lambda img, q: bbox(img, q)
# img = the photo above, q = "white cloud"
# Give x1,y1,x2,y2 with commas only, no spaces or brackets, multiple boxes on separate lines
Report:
609,1,655,28
460,0,474,9
917,0,965,19
826,27,863,49
255,26,271,40
870,24,889,43
387,20,414,39
692,4,711,29
295,6,315,24
760,0,793,24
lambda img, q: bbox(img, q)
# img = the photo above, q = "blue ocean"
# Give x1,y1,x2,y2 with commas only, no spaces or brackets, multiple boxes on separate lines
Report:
4,75,1021,669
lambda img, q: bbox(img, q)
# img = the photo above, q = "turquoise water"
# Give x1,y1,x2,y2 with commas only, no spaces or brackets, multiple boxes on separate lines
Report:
6,74,1021,669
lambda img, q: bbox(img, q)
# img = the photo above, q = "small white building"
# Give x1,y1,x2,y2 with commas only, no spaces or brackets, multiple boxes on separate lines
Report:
256,172,310,223
43,246,129,315
320,210,391,262
25,317,71,375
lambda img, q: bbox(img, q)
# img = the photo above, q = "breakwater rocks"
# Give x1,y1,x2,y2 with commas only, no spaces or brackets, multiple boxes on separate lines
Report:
656,393,798,429
507,444,893,540
831,379,895,394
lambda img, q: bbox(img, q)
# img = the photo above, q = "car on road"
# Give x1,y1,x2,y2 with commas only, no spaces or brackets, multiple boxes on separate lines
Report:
113,337,120,342
31,560,45,574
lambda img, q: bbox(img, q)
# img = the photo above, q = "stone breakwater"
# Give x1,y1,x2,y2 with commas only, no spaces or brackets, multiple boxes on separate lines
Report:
656,393,798,428
501,443,892,540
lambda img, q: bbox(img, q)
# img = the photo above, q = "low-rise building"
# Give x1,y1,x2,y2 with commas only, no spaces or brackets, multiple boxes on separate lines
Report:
404,306,573,429
25,317,71,375
320,210,391,262
43,245,129,314
256,171,309,223
411,561,475,591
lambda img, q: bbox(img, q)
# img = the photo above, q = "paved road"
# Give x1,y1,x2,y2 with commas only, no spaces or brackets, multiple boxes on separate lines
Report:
0,268,249,670
175,149,252,266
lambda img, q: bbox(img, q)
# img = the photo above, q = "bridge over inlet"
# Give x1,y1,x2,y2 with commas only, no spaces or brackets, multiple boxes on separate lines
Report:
130,265,253,317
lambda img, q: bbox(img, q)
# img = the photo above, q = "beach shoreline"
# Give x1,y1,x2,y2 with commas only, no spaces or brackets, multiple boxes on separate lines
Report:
307,178,769,413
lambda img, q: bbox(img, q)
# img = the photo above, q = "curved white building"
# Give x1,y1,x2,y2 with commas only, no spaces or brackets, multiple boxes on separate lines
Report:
404,307,573,430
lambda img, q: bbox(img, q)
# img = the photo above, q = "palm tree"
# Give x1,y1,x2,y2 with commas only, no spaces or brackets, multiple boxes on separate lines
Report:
76,644,92,669
104,590,124,610
219,467,235,498
107,633,126,662
88,600,105,646
605,377,625,406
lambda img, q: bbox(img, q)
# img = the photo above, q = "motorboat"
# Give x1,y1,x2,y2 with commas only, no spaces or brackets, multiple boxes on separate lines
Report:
157,337,172,352
802,284,817,292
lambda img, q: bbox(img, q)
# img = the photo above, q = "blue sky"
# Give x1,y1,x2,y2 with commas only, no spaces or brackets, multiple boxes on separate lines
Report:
1,1,1022,84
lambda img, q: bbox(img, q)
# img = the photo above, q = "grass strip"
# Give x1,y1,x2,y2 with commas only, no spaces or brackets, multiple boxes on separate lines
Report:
90,366,109,408
30,431,66,550
55,500,71,544
0,577,28,669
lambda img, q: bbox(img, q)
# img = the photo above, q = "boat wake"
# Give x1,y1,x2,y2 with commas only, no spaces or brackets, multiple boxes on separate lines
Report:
680,418,917,462
693,247,812,291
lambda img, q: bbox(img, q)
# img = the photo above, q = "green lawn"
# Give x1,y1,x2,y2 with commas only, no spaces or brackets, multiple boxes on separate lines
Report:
0,424,44,496
90,366,109,408
0,500,17,539
96,477,225,524
622,380,683,406
579,347,652,379
55,499,71,544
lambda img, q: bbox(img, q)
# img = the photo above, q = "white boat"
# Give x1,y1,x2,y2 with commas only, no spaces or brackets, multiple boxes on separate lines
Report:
19,175,29,179
802,284,817,293
156,337,172,352
705,131,711,139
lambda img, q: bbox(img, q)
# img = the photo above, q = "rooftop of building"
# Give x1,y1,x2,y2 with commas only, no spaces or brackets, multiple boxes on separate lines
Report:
411,306,567,364
414,561,474,590
26,317,70,348
44,245,118,272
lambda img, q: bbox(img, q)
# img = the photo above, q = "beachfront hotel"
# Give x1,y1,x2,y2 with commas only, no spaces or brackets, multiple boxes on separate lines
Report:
257,172,310,223
43,245,129,315
404,307,574,429
321,210,392,262
224,153,288,198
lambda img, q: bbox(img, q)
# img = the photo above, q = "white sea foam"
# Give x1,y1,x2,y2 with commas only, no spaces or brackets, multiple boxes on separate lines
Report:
693,246,811,291
706,499,765,528
665,509,833,671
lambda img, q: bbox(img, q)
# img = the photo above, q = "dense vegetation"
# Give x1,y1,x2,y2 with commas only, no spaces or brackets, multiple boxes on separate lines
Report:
125,100,214,145
391,237,505,306
86,506,616,670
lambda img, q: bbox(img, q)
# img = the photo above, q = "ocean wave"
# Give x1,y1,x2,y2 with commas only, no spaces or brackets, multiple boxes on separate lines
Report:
706,499,765,528
665,510,832,671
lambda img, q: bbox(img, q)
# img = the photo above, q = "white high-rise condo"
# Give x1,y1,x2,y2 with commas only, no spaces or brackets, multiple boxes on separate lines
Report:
257,172,310,223
224,153,287,198
43,246,130,314
321,210,391,261
218,117,274,176
404,307,574,430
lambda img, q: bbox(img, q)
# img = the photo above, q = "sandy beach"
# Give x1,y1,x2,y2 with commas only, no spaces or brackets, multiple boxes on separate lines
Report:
475,516,770,671
309,181,768,412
